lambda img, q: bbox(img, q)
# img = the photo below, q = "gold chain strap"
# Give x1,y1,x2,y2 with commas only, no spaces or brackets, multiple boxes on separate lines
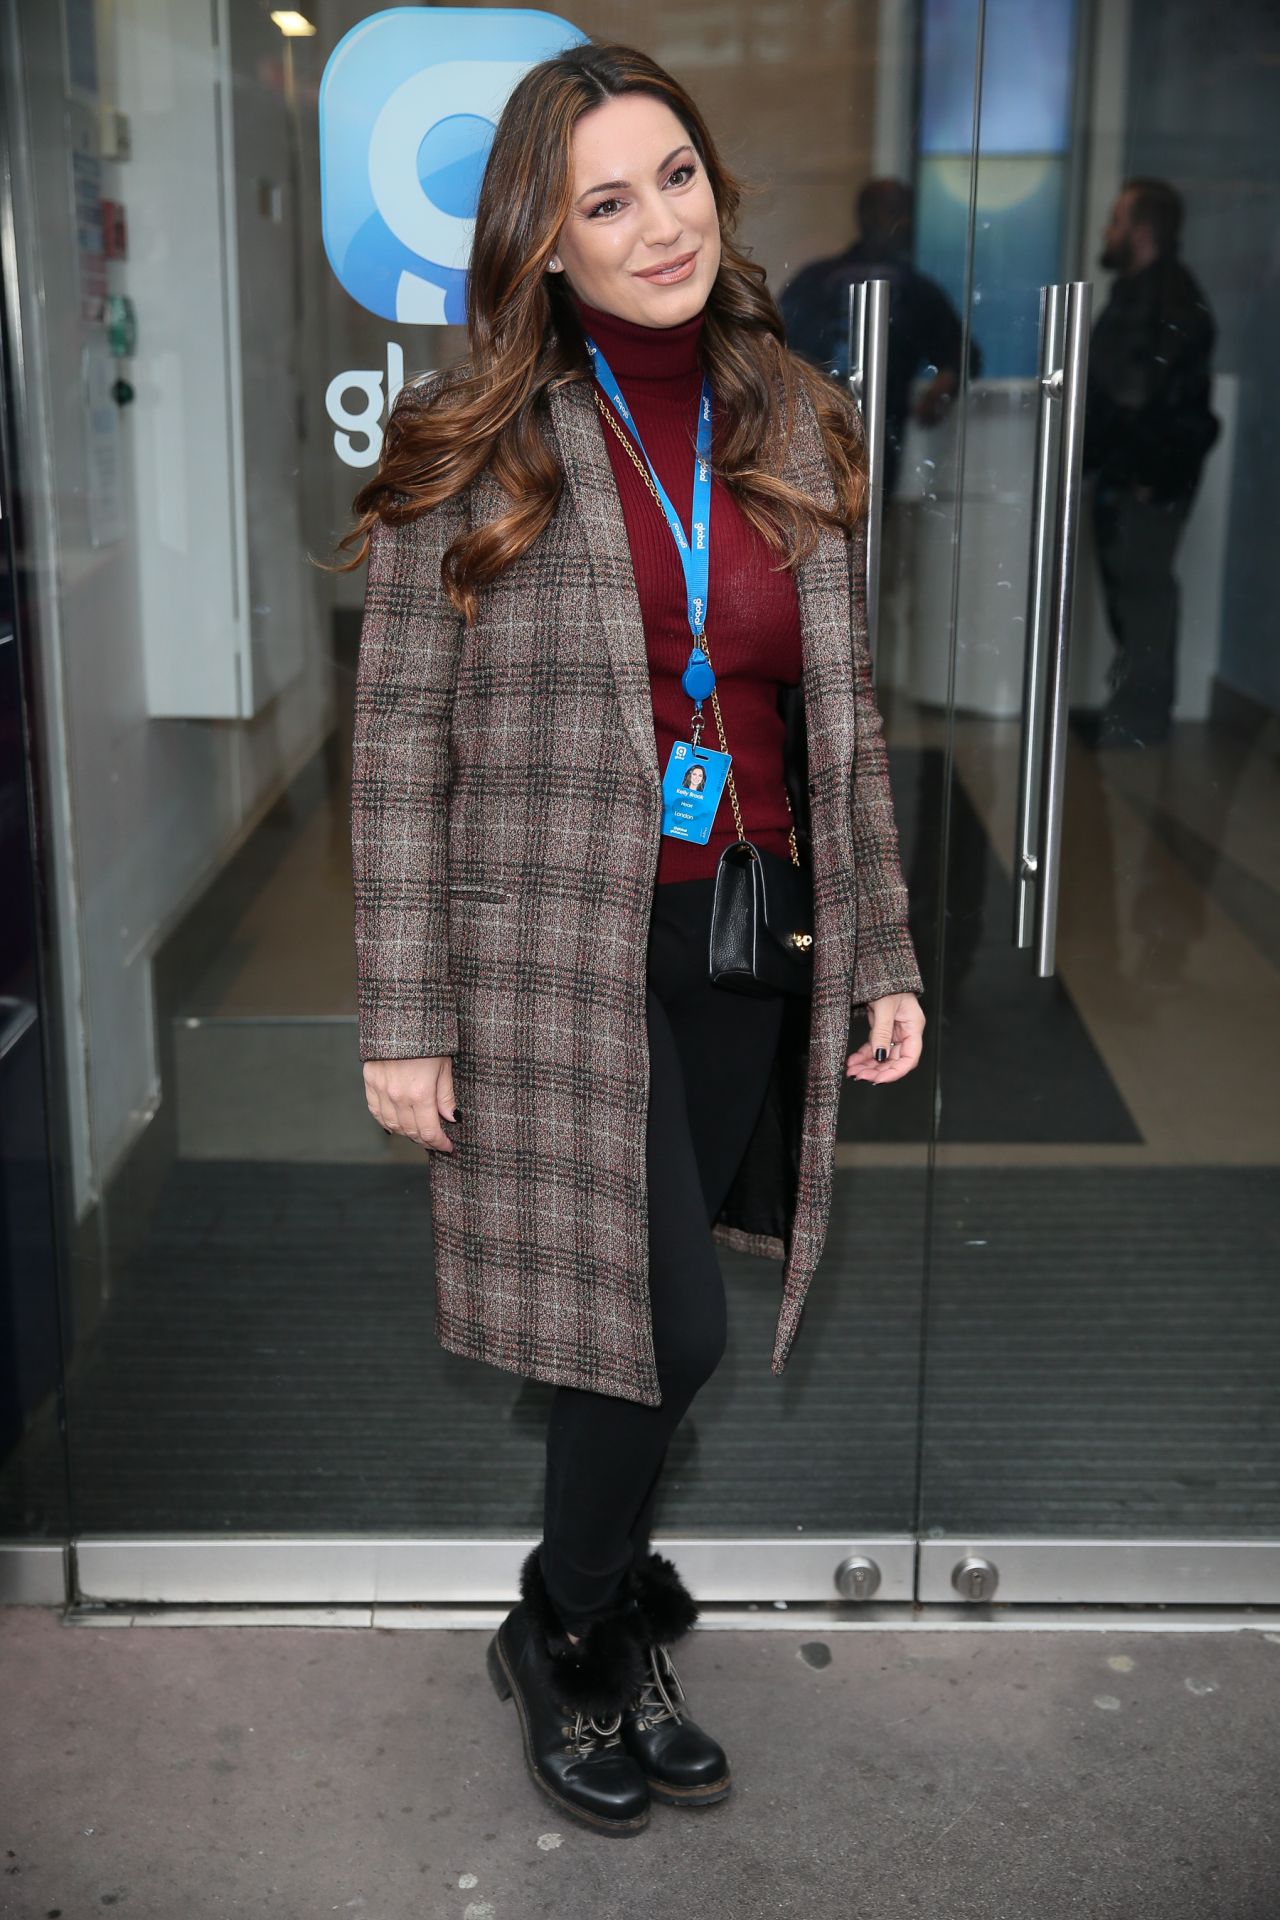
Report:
592,386,801,869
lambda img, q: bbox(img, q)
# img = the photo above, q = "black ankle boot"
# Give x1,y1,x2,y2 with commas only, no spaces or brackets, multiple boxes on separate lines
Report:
486,1545,652,1836
617,1549,732,1807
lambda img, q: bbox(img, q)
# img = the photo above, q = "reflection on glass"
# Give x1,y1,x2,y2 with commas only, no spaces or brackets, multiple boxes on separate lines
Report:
921,0,1280,1559
4,1,955,1556
3,0,1272,1598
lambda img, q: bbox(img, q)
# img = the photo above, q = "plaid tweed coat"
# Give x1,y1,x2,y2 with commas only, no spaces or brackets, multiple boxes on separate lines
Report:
351,358,924,1407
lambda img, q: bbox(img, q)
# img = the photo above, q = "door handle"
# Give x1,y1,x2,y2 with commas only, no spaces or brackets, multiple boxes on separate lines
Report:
1013,285,1067,951
1013,280,1092,975
846,278,890,679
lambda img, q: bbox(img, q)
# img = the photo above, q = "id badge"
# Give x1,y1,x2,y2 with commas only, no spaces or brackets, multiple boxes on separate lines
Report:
660,739,732,845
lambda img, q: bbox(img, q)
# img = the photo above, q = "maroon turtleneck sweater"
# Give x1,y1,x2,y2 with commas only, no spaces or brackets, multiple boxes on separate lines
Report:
570,290,803,884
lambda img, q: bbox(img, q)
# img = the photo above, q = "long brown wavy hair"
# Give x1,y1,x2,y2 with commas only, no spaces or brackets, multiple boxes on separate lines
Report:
325,41,868,625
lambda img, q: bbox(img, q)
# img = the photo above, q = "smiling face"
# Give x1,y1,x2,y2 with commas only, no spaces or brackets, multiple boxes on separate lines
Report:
549,91,722,327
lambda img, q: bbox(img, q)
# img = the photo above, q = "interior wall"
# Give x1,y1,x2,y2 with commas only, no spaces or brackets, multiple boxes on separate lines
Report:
9,0,337,1208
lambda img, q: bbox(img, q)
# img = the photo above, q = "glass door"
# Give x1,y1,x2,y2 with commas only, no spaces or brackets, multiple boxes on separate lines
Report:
0,281,70,1583
661,4,982,1601
1,0,982,1605
917,0,1280,1603
22,0,1275,1615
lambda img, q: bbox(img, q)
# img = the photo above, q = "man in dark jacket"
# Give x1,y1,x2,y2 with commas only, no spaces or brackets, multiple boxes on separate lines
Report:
1083,177,1219,746
779,178,978,500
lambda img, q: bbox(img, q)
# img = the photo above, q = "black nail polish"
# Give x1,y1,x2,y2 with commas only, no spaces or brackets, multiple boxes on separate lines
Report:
874,1047,888,1062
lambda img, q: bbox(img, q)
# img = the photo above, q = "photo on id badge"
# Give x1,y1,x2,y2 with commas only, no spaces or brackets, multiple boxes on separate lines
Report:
660,740,732,845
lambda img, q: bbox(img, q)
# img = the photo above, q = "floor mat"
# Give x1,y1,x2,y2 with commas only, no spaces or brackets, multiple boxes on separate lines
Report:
6,1160,1274,1548
839,747,1141,1146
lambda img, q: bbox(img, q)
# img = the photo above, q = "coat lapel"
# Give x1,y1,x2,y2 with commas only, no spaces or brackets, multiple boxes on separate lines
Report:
547,377,662,785
546,371,856,788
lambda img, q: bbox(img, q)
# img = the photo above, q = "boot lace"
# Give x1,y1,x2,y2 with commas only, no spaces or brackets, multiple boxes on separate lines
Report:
561,1709,624,1757
628,1644,688,1731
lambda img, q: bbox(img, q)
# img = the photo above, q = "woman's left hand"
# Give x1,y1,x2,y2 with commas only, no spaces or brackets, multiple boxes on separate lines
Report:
846,991,925,1085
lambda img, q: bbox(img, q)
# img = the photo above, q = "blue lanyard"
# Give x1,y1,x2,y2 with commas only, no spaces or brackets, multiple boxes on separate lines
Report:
584,336,717,712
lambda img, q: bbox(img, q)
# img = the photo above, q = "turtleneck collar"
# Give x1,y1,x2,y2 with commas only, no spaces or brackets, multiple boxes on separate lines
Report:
568,286,705,385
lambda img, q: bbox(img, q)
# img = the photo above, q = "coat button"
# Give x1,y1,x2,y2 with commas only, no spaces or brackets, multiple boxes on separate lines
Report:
807,779,817,794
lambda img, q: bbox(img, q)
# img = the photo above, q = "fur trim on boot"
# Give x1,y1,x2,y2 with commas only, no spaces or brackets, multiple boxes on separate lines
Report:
518,1545,649,1723
626,1549,700,1647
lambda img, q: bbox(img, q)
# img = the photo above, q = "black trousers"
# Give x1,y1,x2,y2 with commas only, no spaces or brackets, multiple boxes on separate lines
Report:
538,875,786,1633
1092,479,1193,737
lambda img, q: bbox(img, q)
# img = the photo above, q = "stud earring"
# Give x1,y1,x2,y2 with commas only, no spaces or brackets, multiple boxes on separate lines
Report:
547,255,562,272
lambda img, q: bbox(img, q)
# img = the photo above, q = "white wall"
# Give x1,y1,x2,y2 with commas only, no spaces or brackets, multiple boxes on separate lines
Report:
8,0,337,1211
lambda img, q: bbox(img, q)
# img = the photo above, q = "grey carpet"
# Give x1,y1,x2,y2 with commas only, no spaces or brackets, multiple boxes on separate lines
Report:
840,746,1142,1146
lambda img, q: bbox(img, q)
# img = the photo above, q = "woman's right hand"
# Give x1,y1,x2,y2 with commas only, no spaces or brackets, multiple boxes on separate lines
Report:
363,1056,459,1153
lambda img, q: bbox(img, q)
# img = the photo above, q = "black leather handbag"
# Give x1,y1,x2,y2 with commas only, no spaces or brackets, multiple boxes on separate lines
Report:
704,667,815,999
709,837,815,997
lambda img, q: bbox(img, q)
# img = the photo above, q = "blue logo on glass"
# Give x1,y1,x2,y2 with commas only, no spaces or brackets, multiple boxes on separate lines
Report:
319,8,588,324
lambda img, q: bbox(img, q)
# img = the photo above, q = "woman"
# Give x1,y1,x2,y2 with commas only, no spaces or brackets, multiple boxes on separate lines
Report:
339,42,925,1837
